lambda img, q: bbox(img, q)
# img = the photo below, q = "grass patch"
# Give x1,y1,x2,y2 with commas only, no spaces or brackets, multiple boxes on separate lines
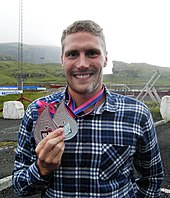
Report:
0,91,162,121
0,91,48,117
0,91,48,108
0,141,17,148
144,101,162,122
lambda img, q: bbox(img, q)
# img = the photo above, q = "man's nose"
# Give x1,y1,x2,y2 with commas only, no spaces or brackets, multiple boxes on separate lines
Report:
76,54,89,69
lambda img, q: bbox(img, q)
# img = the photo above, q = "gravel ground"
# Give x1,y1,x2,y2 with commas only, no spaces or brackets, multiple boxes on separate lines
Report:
0,118,170,197
0,118,40,198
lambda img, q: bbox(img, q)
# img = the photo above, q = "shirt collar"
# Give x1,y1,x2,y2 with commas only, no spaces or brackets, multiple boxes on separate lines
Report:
62,85,118,115
94,85,118,114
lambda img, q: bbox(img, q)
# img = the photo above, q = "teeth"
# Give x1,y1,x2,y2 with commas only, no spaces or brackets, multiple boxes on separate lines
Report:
76,74,90,79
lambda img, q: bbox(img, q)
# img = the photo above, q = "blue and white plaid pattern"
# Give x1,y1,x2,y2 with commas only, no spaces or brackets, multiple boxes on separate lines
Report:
12,86,164,197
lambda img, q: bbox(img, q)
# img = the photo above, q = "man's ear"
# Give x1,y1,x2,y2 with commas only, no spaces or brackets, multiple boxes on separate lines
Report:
104,53,108,67
61,56,63,67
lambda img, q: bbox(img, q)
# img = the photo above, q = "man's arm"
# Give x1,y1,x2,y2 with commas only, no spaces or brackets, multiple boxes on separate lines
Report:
133,111,164,197
12,106,65,196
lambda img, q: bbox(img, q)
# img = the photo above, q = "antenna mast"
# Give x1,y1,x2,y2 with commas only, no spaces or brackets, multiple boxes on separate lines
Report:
18,0,23,90
17,0,32,103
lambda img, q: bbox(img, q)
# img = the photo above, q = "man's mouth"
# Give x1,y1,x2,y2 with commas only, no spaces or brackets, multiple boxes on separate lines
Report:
73,73,92,79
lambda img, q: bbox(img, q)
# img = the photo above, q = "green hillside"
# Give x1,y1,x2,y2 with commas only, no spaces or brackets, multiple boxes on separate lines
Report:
104,61,170,87
0,61,66,85
1,43,169,88
0,60,170,88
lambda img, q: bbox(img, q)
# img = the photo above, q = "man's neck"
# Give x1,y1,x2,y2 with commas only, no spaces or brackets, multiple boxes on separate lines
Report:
67,85,105,111
69,91,95,107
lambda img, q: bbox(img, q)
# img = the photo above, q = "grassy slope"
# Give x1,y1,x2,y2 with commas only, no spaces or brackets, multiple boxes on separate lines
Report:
0,61,66,85
0,60,165,120
0,60,170,86
104,62,170,86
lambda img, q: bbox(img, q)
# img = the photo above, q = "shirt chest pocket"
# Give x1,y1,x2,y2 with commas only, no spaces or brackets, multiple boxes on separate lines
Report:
99,144,131,180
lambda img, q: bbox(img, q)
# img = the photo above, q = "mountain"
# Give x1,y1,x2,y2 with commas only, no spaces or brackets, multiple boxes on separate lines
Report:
104,61,170,87
0,47,170,87
0,42,61,64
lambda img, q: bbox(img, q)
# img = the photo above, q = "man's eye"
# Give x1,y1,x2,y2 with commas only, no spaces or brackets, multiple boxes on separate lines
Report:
86,50,98,57
67,51,78,58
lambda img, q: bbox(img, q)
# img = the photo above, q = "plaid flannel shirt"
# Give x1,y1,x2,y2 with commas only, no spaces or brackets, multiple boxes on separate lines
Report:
12,86,164,197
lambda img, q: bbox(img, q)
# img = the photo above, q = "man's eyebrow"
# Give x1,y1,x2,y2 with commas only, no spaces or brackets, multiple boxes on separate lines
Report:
85,48,101,55
64,50,78,55
64,48,100,55
86,48,100,52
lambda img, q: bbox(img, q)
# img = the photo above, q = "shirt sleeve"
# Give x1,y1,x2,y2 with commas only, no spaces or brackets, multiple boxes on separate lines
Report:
133,110,164,197
12,104,52,196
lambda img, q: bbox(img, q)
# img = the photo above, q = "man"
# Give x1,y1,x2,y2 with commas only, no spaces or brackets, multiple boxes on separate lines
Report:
13,20,164,197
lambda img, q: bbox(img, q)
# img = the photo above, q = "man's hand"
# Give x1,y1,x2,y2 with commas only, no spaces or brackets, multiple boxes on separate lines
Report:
35,128,65,177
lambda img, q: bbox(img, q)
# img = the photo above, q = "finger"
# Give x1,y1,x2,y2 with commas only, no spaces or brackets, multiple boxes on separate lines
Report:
36,134,65,160
44,135,65,153
36,128,64,153
53,143,65,166
37,141,65,169
37,143,65,175
43,127,64,143
49,141,65,160
42,142,65,164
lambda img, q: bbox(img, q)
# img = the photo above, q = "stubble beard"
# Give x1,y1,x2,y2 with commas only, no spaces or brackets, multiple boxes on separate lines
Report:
67,78,100,96
66,69,103,96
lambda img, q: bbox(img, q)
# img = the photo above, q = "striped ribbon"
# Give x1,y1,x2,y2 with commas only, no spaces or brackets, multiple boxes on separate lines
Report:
35,86,104,118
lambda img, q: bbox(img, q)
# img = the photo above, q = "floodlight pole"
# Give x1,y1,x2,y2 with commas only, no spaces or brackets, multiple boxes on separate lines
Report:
18,0,23,90
17,0,32,104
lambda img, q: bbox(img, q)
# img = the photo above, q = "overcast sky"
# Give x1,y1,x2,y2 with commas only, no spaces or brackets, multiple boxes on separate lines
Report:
0,0,170,74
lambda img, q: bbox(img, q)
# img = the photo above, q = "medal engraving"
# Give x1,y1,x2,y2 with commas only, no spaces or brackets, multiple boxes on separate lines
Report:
53,101,78,140
34,107,57,144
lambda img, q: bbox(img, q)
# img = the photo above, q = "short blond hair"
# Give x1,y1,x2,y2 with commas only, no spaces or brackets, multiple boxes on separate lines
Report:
61,20,106,55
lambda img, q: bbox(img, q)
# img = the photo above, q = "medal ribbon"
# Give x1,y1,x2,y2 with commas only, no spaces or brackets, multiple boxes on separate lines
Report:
35,86,104,118
35,99,59,116
67,86,104,117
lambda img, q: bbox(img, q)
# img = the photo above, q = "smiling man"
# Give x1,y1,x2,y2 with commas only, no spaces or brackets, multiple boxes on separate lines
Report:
12,20,164,198
61,24,107,106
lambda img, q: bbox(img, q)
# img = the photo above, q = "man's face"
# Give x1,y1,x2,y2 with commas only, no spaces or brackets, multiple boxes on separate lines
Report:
61,32,107,97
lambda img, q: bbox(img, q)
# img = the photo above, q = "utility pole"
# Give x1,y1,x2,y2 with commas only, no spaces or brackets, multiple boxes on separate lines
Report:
17,0,32,103
18,0,23,90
